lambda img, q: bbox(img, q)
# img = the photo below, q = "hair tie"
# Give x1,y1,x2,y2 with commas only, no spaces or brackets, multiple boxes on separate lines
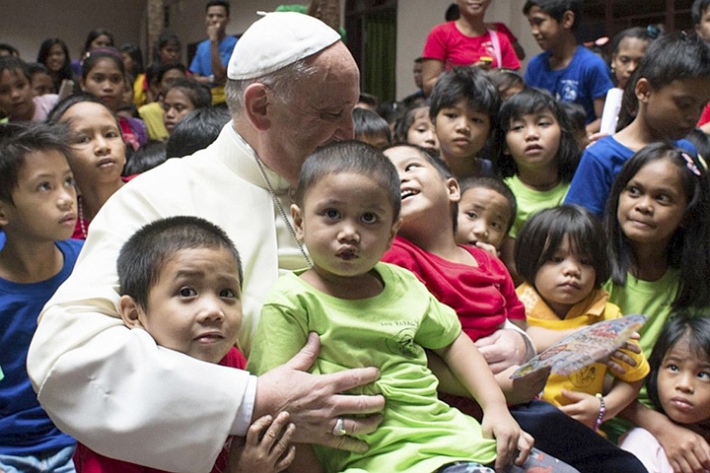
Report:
646,24,660,39
682,152,702,177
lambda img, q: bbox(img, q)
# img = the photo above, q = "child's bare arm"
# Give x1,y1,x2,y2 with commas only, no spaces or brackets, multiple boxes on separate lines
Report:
559,378,643,429
434,333,532,470
227,412,296,473
526,325,578,352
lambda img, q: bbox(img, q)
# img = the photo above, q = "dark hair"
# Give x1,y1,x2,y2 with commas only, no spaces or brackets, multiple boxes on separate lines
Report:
610,27,654,58
120,43,145,76
118,216,242,310
488,69,525,98
27,62,50,76
376,100,406,127
459,176,518,234
166,107,230,157
83,29,114,54
153,32,182,65
430,67,500,130
0,56,30,81
0,122,72,205
605,142,710,309
636,32,710,92
124,141,167,175
646,313,710,411
494,88,579,181
36,38,73,91
206,0,230,16
523,0,582,31
516,205,609,288
445,3,460,21
81,47,125,78
0,43,19,57
295,140,401,221
382,143,458,229
353,108,391,143
47,93,121,129
165,78,212,110
157,62,187,86
692,0,710,26
394,105,429,143
557,101,586,136
358,93,379,109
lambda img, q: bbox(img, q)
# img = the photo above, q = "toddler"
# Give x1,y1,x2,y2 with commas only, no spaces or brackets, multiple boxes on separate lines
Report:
515,205,649,430
73,215,296,473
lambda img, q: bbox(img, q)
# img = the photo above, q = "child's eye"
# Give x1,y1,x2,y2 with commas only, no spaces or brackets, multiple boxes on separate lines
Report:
466,211,478,220
538,120,552,127
509,124,524,132
414,126,427,133
361,213,378,224
220,288,238,299
37,181,52,191
667,363,679,372
324,208,340,219
698,371,710,380
73,134,91,145
550,256,564,263
625,185,640,196
404,163,420,172
178,287,197,297
656,194,671,204
105,130,120,139
64,176,75,187
491,221,501,230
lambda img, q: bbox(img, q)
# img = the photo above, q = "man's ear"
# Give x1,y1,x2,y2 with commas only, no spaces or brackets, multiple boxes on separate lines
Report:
561,10,575,30
291,203,305,243
635,77,651,104
118,295,146,329
243,83,271,131
446,177,461,203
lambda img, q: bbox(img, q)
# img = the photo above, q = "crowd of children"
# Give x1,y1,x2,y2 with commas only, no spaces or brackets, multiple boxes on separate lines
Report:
5,0,710,472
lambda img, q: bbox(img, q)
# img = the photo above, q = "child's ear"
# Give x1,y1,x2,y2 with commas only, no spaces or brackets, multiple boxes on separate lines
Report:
386,217,403,249
291,203,305,243
0,201,10,227
635,78,652,104
561,10,575,30
243,83,271,131
118,295,146,329
446,177,461,203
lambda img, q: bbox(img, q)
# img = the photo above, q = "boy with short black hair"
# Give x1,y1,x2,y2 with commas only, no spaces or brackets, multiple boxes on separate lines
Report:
248,140,533,473
522,0,613,134
0,122,81,472
428,66,499,178
352,107,392,149
565,32,710,217
72,215,297,473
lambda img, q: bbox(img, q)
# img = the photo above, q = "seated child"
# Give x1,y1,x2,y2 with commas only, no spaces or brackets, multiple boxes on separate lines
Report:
0,57,59,122
429,67,500,178
514,205,649,431
352,107,391,149
27,62,56,96
72,215,295,473
620,314,710,472
380,143,650,473
455,176,517,257
0,123,81,472
247,140,532,473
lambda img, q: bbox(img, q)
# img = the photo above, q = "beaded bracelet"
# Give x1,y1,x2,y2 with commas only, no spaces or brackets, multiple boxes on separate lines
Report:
594,393,606,432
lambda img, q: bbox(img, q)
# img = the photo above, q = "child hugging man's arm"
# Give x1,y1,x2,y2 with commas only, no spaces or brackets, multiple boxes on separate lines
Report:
72,216,295,473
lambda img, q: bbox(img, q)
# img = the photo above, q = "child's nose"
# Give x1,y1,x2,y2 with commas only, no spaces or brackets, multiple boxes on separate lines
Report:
337,222,360,243
197,297,226,323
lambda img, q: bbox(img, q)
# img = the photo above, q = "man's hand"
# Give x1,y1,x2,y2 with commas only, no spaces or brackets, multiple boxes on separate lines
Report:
208,23,222,42
475,329,528,374
254,333,385,453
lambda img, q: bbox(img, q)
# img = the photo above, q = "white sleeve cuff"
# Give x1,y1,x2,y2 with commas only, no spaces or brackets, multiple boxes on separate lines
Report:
231,374,257,436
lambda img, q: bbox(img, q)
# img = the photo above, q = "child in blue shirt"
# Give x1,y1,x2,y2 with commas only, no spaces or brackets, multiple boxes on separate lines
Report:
0,123,82,472
565,33,710,217
523,0,613,134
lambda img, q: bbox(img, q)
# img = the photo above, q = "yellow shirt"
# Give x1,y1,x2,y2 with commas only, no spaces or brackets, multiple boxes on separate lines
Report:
518,283,649,407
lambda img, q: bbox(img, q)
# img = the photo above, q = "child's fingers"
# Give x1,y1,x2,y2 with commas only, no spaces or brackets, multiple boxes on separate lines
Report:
260,412,293,450
244,415,273,446
274,445,297,473
515,431,534,465
493,427,519,470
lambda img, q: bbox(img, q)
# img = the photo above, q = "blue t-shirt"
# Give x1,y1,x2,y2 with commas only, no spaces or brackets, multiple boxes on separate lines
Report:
564,136,697,217
189,35,238,77
524,46,613,124
0,239,83,456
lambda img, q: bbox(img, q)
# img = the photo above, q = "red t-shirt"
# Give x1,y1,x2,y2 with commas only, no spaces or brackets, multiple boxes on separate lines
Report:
72,175,137,240
73,348,247,473
381,236,525,342
698,101,710,127
422,21,520,70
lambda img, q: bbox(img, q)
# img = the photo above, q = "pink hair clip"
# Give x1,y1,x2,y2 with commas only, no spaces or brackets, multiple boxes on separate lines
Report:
682,152,702,177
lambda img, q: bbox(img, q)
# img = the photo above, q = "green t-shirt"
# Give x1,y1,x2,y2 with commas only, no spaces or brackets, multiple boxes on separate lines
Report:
504,175,570,239
602,269,680,441
248,263,497,473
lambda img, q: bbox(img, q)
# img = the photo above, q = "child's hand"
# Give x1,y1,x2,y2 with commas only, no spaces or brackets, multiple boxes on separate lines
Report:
558,390,600,429
473,241,499,258
228,412,296,473
481,405,526,470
